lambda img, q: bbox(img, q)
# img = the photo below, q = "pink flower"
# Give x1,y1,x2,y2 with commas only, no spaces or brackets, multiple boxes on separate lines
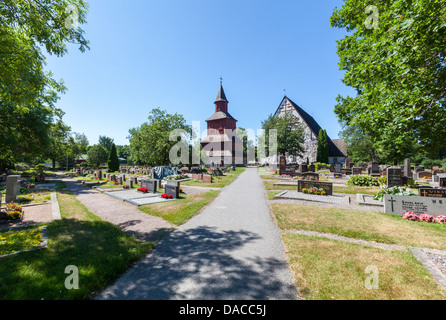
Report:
435,215,446,224
419,214,435,223
402,211,419,221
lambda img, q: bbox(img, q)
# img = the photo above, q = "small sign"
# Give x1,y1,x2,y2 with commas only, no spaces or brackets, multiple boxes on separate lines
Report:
419,188,446,198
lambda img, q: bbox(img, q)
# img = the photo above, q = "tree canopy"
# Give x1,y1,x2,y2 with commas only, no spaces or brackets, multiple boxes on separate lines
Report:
316,129,329,163
330,0,446,162
128,108,191,165
0,0,89,170
260,111,305,158
107,144,120,173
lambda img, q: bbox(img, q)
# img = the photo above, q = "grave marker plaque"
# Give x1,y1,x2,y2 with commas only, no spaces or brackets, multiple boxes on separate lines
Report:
384,194,446,217
371,162,380,176
352,167,362,175
417,171,432,180
141,179,158,193
387,167,402,187
334,163,342,174
419,188,446,198
297,180,333,196
165,184,180,199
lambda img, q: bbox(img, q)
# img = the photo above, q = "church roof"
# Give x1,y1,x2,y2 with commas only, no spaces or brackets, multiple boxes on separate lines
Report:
276,96,347,158
206,111,237,122
215,84,228,102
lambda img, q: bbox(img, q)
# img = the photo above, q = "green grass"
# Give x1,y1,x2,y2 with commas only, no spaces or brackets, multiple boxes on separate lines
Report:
0,183,153,300
284,233,446,300
139,190,220,225
272,203,446,250
267,191,282,200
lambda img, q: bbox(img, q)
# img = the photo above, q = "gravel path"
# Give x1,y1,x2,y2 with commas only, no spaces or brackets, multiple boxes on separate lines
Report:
62,177,174,243
95,167,297,300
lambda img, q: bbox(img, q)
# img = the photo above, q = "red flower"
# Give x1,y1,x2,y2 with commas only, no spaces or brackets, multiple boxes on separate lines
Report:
137,188,148,193
161,194,173,199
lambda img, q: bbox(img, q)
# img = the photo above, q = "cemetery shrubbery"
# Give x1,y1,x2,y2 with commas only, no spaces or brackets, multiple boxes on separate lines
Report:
373,186,417,202
346,175,380,187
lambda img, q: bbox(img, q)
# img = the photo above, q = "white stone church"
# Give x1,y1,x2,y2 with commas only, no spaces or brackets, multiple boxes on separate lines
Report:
261,96,347,165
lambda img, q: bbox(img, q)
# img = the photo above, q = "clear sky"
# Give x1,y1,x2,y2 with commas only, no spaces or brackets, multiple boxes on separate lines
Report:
44,0,356,146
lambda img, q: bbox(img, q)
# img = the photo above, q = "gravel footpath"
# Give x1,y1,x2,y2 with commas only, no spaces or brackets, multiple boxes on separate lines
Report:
62,177,174,243
95,167,297,300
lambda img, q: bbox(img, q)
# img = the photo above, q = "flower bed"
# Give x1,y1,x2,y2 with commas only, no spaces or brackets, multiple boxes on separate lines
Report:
161,194,173,199
302,187,326,196
137,188,148,193
0,203,24,222
402,211,446,224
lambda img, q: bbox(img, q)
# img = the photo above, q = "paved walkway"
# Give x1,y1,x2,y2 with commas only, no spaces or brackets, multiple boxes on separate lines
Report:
95,167,297,300
62,177,174,242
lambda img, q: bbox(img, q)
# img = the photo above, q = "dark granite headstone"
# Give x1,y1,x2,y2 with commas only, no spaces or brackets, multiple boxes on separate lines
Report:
419,188,446,198
334,163,342,174
297,180,333,196
141,179,158,193
371,162,380,176
387,167,402,187
352,167,362,175
165,184,180,199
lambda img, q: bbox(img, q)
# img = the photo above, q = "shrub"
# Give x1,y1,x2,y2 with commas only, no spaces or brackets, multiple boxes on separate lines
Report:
315,162,330,170
374,186,417,201
346,175,380,187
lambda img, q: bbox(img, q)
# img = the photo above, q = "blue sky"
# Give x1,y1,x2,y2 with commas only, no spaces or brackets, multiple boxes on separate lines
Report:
45,0,356,146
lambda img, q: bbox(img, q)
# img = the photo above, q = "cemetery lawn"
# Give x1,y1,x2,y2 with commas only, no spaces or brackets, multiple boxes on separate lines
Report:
0,184,153,300
272,204,446,250
139,190,220,225
284,233,446,300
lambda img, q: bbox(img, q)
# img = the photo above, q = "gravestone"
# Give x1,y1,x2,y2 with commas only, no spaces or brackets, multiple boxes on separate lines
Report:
352,167,362,175
300,164,308,173
384,194,446,217
202,175,212,183
5,175,20,203
118,176,123,185
126,180,133,189
440,177,446,188
334,163,342,174
98,170,102,180
419,188,446,198
387,167,402,187
279,156,286,175
297,180,333,196
309,164,315,172
415,167,425,173
404,158,411,178
140,179,158,193
165,184,180,199
345,158,352,169
371,162,380,176
110,175,116,182
417,171,432,180
349,162,355,169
